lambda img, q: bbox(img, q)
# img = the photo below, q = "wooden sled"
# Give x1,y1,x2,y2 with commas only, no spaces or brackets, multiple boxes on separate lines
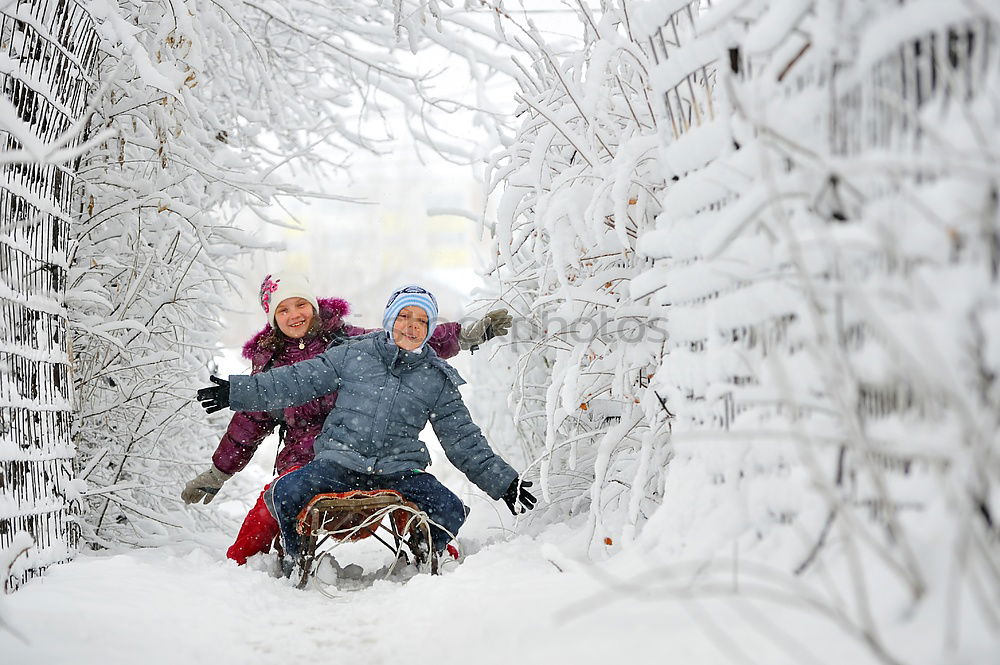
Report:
282,489,439,590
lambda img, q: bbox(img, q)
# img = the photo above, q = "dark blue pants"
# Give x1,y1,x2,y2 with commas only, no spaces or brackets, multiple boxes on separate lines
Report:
266,458,466,558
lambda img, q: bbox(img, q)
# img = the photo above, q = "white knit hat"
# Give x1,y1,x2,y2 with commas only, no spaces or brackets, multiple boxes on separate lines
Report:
259,273,319,327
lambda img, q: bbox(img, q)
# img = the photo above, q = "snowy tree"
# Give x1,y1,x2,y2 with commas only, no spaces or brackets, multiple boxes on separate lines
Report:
473,0,668,550
1,0,103,591
67,0,514,546
1,0,521,568
474,1,1000,661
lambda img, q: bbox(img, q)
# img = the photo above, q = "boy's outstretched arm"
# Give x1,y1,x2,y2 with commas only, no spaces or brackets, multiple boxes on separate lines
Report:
199,344,348,414
429,379,519,501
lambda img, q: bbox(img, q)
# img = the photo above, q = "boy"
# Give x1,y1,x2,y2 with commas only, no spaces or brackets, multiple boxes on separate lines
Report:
197,285,535,563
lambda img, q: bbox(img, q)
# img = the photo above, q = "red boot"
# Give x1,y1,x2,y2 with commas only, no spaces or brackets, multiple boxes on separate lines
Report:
226,490,280,565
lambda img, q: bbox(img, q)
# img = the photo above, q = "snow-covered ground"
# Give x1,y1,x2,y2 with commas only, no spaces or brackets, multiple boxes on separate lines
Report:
3,431,991,665
2,513,887,665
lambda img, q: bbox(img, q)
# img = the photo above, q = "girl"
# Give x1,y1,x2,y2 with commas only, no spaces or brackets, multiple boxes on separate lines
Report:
182,273,510,564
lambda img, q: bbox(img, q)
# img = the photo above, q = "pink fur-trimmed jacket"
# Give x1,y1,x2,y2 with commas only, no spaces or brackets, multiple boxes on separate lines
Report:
212,298,461,476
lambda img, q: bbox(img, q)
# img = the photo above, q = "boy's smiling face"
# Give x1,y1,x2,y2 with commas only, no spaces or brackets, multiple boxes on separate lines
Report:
392,305,429,351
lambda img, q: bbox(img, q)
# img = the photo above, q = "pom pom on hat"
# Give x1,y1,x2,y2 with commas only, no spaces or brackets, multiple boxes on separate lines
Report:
259,273,320,327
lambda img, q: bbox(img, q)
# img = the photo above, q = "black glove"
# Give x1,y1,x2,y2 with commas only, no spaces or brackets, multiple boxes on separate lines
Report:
197,375,230,414
502,479,537,515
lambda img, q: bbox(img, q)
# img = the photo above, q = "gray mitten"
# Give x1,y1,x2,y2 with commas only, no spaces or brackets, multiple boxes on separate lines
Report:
459,309,512,351
181,466,233,505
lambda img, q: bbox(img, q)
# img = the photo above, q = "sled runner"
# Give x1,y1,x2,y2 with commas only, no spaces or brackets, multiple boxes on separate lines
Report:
284,489,440,590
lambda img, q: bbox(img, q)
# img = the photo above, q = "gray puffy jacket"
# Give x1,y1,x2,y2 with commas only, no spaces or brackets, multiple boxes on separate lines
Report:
228,332,517,499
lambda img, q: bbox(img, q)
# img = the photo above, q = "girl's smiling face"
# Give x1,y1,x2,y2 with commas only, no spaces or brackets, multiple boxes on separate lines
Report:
274,297,315,339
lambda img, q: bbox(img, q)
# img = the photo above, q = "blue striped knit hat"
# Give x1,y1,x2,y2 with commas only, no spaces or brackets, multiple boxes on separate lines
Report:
383,284,438,348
